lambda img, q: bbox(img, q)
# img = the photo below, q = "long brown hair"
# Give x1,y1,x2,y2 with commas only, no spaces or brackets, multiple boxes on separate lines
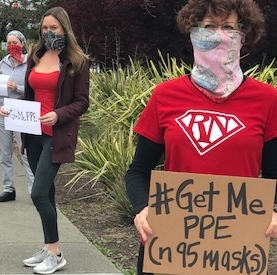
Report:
28,6,89,75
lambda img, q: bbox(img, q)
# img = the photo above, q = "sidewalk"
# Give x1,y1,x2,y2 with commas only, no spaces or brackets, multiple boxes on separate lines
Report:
0,156,123,275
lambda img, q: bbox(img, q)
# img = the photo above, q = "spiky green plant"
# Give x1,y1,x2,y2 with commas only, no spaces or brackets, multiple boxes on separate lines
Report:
244,59,277,87
81,60,154,136
65,125,136,222
148,50,192,82
66,55,192,222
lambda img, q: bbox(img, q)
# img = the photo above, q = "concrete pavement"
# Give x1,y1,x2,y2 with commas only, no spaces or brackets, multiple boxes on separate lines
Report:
0,156,123,275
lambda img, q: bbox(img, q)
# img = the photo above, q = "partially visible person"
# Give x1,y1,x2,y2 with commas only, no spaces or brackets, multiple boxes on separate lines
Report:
0,30,34,202
125,0,277,274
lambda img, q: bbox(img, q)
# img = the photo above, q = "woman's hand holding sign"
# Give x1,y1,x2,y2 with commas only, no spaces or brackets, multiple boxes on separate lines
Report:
0,106,9,117
7,81,17,92
265,211,277,238
134,206,153,244
39,111,58,126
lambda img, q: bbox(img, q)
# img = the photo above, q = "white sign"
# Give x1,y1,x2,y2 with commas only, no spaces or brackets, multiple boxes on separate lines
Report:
0,74,10,96
4,98,41,135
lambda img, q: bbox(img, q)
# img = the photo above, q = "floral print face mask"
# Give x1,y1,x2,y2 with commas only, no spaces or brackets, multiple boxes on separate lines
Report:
42,31,66,51
190,27,244,99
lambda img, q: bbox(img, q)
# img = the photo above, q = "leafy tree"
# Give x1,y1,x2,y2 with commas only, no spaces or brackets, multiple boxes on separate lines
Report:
46,0,277,69
0,0,49,42
49,0,188,67
255,0,277,67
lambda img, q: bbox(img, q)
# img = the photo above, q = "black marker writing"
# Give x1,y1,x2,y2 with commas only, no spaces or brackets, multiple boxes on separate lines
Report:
149,182,174,215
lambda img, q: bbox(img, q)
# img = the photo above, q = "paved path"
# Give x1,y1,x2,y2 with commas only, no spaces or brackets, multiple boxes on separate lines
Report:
0,156,122,275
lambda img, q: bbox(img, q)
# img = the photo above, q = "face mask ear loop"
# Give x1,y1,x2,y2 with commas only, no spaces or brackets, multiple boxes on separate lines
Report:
241,33,246,45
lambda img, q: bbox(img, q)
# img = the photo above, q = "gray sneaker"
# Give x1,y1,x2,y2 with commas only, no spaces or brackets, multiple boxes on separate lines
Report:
33,252,66,274
23,248,48,267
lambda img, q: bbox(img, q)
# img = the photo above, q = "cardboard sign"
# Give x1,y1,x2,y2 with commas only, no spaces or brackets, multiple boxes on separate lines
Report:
143,171,276,275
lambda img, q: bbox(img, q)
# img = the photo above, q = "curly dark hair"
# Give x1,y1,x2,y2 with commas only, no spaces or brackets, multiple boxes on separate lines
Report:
176,0,265,45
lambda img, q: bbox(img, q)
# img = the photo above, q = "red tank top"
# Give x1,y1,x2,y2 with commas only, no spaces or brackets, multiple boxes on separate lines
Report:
28,70,59,136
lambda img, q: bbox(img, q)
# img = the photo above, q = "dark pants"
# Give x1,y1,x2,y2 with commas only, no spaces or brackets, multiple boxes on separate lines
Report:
26,134,61,243
137,243,153,275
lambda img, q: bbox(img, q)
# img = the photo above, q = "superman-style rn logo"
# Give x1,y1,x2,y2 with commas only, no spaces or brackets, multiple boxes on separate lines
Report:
175,110,245,155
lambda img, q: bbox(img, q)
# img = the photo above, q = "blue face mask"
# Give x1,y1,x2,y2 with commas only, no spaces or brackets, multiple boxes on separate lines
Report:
42,31,66,50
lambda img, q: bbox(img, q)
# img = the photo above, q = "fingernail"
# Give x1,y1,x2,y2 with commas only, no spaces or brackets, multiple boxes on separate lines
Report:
140,236,146,246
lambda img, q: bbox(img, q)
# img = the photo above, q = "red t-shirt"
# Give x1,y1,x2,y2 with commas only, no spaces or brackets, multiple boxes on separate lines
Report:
28,70,59,136
134,76,277,177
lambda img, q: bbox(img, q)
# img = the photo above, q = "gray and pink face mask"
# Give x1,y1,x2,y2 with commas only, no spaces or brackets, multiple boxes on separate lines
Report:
190,27,244,99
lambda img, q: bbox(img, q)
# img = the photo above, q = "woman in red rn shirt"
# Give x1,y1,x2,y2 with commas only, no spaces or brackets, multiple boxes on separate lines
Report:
0,6,89,275
125,0,277,274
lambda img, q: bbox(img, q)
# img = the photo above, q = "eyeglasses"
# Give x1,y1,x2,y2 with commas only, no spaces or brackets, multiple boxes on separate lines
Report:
197,21,243,31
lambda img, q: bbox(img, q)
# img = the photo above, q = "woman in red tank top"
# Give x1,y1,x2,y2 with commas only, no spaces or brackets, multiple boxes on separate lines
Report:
19,7,89,274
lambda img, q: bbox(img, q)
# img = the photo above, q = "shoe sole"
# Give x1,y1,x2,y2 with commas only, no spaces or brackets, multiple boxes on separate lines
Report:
0,198,15,202
23,257,47,267
23,261,40,267
33,258,67,274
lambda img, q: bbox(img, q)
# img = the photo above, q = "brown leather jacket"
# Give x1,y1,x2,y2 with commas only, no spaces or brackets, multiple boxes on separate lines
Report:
22,48,90,163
